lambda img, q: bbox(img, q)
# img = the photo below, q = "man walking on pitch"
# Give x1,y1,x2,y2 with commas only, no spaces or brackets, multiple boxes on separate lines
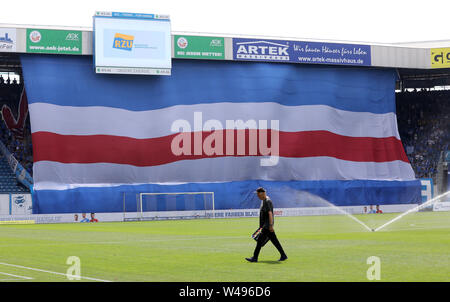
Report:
246,187,288,262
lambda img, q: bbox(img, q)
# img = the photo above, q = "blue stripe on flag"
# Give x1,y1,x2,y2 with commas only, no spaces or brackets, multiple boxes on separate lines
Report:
32,180,421,214
21,54,397,114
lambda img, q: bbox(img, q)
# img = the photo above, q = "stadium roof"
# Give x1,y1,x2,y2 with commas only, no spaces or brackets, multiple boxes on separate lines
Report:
392,40,450,48
1,23,450,74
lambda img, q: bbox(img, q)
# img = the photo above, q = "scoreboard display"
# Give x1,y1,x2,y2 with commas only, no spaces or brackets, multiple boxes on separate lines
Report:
93,11,171,75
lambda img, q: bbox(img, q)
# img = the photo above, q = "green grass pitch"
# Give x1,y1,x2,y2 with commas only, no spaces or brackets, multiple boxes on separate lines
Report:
0,211,449,282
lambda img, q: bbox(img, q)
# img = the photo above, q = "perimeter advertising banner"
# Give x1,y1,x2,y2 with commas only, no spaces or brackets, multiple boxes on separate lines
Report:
0,28,16,52
233,38,371,66
26,28,82,54
431,48,450,68
174,35,225,60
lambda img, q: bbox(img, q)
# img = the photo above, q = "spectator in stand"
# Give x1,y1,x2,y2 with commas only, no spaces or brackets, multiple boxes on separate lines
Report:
376,205,383,214
74,214,79,222
0,82,34,178
368,205,376,214
396,89,449,181
80,213,90,223
363,206,368,214
90,213,99,223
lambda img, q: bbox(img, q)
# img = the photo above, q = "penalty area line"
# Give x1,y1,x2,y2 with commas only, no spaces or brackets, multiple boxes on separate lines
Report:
0,262,111,282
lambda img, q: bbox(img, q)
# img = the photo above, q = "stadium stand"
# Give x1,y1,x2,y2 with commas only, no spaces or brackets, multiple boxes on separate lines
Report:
0,155,29,193
396,89,450,181
0,77,32,193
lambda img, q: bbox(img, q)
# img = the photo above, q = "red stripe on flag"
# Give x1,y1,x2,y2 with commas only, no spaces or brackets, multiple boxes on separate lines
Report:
32,130,409,166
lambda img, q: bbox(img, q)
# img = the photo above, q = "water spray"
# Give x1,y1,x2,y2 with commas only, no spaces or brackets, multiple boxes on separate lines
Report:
331,206,373,232
283,187,373,232
373,191,450,232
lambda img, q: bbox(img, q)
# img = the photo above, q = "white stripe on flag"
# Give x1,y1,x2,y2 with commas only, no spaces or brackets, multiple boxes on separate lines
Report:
29,102,400,139
33,157,416,190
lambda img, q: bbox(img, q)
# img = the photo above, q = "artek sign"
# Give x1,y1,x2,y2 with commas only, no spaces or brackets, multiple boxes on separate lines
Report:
233,38,371,66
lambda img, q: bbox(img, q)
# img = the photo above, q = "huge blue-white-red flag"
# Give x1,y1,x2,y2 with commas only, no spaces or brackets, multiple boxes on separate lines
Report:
21,55,420,213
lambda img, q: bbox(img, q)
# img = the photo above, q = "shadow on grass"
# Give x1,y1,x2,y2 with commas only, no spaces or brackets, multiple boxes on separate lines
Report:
258,260,282,264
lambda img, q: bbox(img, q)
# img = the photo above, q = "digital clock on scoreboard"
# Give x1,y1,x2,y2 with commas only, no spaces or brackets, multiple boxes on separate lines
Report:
93,11,172,75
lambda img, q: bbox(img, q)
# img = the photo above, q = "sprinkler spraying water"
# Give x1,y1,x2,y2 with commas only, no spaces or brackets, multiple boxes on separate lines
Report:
278,187,450,233
373,191,450,232
279,187,373,232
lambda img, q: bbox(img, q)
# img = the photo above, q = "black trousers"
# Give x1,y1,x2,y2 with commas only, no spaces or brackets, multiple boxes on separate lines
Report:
253,228,286,259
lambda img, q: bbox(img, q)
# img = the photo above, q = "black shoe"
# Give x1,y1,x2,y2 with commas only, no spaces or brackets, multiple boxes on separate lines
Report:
278,255,288,261
245,257,258,263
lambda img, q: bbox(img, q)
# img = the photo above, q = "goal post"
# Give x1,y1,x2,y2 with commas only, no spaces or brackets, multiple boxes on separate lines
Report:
131,192,215,221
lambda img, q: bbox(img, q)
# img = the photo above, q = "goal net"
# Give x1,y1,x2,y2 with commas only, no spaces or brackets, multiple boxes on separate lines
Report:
124,192,215,221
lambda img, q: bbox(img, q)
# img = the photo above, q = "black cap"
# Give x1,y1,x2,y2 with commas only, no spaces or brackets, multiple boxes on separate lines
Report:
255,187,266,193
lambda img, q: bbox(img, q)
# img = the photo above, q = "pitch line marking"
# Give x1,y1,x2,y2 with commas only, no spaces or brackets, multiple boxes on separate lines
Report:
0,262,112,282
0,271,33,280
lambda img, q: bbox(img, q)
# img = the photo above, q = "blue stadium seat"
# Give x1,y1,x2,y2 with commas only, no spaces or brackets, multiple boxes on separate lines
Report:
0,156,30,193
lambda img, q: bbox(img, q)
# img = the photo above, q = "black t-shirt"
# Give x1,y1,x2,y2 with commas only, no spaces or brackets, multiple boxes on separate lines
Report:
259,197,274,229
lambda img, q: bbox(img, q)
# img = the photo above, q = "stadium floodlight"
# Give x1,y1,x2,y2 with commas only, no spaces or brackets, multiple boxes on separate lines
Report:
126,192,215,221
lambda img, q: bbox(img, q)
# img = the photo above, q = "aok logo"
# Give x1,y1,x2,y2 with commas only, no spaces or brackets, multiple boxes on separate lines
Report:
113,33,134,51
235,40,290,61
65,33,79,41
210,39,222,47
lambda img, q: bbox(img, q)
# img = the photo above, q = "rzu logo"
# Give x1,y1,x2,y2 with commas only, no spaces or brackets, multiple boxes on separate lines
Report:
235,40,290,61
113,33,134,51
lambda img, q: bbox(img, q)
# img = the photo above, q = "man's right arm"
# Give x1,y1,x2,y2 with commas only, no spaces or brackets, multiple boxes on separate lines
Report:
268,210,274,232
